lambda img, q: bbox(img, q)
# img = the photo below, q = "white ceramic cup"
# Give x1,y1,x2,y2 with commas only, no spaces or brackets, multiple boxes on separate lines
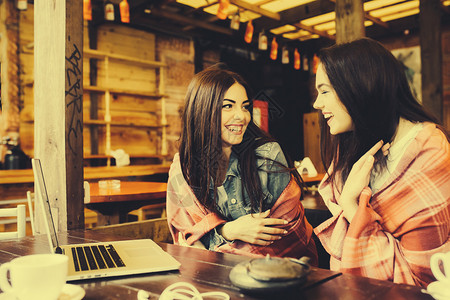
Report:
431,252,450,283
0,254,68,300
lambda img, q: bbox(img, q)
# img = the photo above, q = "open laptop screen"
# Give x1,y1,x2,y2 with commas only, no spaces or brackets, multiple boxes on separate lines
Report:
31,158,62,254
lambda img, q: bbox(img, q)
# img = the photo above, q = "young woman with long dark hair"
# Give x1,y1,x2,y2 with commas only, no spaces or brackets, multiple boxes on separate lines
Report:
313,37,450,287
166,64,317,264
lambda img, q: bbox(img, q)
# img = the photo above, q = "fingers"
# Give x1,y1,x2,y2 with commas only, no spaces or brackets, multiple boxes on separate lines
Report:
381,142,390,156
253,210,271,218
261,218,288,226
252,232,284,246
362,155,375,172
366,140,384,156
260,226,287,235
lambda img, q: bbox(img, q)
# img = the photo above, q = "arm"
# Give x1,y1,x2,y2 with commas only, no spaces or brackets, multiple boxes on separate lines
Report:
216,143,291,246
166,169,226,247
340,182,449,287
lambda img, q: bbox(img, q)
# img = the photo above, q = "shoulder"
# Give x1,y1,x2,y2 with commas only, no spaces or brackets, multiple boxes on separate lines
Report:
168,153,182,179
255,142,288,168
255,142,284,159
411,123,449,169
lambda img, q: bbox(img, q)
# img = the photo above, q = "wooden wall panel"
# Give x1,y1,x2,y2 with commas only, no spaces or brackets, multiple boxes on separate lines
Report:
18,5,34,157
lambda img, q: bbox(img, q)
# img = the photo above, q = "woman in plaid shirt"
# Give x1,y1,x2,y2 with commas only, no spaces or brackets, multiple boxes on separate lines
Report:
313,38,450,287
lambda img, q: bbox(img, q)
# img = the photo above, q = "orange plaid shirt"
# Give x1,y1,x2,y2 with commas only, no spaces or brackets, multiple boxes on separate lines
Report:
166,153,318,265
315,123,450,287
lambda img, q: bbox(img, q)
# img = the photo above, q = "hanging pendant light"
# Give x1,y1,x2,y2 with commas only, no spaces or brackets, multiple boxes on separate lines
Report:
303,56,309,71
258,31,268,50
270,37,278,60
17,0,27,10
217,0,230,20
105,1,115,21
294,49,300,70
244,20,254,44
282,47,289,64
120,0,130,23
312,54,319,74
83,0,92,21
230,11,240,30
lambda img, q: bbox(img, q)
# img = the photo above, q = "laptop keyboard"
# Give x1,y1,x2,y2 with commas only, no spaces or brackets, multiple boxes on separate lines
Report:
71,244,126,272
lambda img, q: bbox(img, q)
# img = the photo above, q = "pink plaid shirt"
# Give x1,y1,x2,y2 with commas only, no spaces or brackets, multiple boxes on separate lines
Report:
315,123,450,287
166,153,318,265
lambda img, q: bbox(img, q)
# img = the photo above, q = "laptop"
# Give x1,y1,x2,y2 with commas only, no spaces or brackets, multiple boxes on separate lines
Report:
31,158,180,281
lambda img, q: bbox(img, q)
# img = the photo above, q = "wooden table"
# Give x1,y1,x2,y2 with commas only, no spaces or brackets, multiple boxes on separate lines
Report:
86,181,167,226
0,231,433,300
0,164,170,185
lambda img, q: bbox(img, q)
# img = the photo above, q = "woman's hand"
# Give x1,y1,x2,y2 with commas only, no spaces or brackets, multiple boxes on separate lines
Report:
339,140,390,222
218,210,288,246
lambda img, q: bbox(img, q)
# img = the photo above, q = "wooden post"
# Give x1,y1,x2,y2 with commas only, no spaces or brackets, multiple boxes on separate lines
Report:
34,1,84,231
420,0,442,122
335,0,365,44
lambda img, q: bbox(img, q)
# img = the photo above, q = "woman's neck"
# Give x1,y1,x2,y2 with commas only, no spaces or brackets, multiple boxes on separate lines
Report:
391,117,416,146
222,146,232,160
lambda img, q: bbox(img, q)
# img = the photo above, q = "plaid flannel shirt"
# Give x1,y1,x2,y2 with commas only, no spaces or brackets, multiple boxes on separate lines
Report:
315,123,450,287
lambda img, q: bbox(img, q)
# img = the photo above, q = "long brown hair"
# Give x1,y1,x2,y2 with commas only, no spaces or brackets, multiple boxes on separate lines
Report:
179,63,304,216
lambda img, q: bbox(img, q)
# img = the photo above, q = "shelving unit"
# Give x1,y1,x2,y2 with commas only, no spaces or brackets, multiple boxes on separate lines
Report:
83,48,168,166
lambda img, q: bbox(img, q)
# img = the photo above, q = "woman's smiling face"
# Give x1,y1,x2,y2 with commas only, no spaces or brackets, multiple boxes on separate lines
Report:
221,83,251,148
313,63,354,135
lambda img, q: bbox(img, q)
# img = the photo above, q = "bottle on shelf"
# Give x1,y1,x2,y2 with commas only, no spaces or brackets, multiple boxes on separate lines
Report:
2,136,30,170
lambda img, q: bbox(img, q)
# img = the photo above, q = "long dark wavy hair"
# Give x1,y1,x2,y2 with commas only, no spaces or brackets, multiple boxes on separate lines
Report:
179,63,304,216
318,38,448,190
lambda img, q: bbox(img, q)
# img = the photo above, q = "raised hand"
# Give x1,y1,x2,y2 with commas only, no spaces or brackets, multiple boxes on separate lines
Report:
219,210,288,246
339,140,390,222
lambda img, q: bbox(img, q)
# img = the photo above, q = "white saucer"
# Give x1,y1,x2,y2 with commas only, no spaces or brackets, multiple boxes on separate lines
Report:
0,284,85,300
426,281,450,300
59,284,85,300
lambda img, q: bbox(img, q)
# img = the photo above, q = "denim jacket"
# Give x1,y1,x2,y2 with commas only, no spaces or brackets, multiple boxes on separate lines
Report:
200,142,291,250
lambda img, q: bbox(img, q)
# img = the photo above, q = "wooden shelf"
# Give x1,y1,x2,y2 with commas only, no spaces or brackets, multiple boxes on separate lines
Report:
84,47,168,163
83,48,167,68
84,119,168,128
84,85,167,99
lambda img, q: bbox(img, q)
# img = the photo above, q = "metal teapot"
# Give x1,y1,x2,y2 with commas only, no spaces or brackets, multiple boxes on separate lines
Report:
229,254,311,294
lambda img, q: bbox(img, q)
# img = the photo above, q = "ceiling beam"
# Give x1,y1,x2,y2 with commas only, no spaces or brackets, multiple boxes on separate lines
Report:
230,0,281,20
293,22,336,40
364,12,389,28
253,1,335,31
183,15,220,31
149,8,234,35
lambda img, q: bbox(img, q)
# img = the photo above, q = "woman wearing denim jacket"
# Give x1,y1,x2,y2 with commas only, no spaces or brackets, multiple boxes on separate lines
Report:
166,64,318,264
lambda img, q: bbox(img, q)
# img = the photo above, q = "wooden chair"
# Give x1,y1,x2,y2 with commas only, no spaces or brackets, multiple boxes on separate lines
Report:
0,205,26,239
26,191,36,235
90,217,173,243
